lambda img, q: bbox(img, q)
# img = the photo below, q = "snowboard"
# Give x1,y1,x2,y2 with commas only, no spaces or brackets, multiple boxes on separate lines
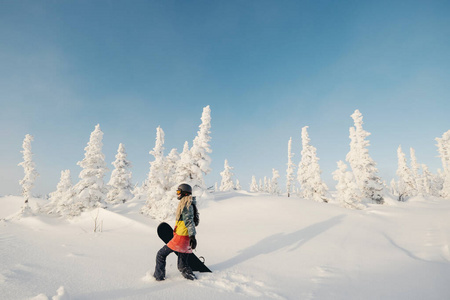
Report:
157,222,212,273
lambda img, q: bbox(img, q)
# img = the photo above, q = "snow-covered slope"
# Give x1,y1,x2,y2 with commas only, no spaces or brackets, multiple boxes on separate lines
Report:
1,193,450,299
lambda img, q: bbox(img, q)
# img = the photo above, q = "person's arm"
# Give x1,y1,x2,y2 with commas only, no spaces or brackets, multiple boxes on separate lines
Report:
182,206,197,237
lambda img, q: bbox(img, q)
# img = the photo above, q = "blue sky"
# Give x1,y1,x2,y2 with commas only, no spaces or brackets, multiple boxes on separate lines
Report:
1,0,449,196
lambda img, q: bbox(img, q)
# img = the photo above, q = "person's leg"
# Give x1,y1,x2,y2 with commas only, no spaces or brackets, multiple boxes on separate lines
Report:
154,245,173,281
177,253,196,280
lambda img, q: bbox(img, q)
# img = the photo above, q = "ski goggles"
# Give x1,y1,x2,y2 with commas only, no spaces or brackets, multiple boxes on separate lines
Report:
176,190,182,195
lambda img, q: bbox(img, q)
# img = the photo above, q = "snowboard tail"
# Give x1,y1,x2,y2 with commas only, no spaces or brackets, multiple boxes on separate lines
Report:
157,222,212,273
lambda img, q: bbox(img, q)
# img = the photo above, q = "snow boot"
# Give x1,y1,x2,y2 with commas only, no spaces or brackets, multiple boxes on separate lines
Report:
181,269,197,280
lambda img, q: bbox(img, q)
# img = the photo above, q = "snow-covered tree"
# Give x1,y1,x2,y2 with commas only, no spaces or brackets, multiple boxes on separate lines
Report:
71,124,109,214
18,134,39,206
346,110,384,204
46,170,73,215
435,169,445,195
131,179,149,204
235,179,242,190
190,105,212,192
436,130,450,198
421,164,434,196
333,161,363,209
259,179,263,192
173,142,195,185
297,126,328,202
410,147,423,195
390,179,398,195
270,169,281,195
165,148,180,188
250,176,259,192
219,159,234,191
107,143,133,204
286,137,296,197
395,145,415,201
263,177,269,193
141,126,173,219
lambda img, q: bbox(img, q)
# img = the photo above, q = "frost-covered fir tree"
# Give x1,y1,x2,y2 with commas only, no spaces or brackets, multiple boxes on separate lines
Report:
421,164,434,196
165,148,180,189
235,179,242,190
346,110,384,204
250,176,259,192
436,130,450,198
18,134,39,206
333,161,363,209
152,147,185,221
297,126,328,202
286,137,296,197
410,147,423,195
72,124,109,214
395,145,415,201
219,159,234,192
390,179,398,195
190,105,212,193
259,179,263,192
107,143,133,204
264,176,269,193
270,169,281,195
46,170,73,215
435,169,445,195
141,127,174,219
174,142,195,185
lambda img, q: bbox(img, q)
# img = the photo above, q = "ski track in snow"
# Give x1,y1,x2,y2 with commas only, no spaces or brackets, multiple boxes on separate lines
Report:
304,266,342,300
197,270,285,300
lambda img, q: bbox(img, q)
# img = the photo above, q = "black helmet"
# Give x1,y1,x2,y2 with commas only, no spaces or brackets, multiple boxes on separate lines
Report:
177,183,192,199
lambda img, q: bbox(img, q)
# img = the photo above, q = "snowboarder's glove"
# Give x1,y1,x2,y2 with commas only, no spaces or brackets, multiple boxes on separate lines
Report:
189,235,197,250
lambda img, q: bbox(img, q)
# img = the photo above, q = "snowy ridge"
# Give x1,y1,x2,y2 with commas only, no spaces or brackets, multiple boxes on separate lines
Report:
1,193,450,299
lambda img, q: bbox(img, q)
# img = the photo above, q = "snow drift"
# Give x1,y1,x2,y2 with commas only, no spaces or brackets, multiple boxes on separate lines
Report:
1,192,450,299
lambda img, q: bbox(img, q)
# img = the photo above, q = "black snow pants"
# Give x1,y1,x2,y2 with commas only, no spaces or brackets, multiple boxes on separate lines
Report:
154,245,192,280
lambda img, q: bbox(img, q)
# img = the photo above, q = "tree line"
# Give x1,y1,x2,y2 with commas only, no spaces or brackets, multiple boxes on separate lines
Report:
17,106,212,221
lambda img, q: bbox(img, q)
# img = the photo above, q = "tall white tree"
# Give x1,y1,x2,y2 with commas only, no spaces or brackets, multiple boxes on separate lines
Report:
46,170,73,215
190,105,212,192
436,130,450,198
250,176,259,192
333,161,363,209
263,176,269,193
410,147,423,195
107,143,133,204
141,126,171,219
174,142,195,185
165,148,180,189
421,164,434,196
72,124,109,214
219,159,234,192
286,137,296,197
346,110,384,204
297,126,328,202
271,169,281,195
18,134,39,206
396,145,415,201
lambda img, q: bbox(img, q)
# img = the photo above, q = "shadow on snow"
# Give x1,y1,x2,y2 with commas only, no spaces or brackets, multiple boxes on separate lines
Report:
211,214,346,270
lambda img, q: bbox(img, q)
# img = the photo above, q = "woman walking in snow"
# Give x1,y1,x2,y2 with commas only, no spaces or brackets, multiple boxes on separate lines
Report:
154,183,199,281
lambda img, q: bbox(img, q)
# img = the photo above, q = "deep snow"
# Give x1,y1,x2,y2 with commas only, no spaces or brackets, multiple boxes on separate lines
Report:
1,192,450,300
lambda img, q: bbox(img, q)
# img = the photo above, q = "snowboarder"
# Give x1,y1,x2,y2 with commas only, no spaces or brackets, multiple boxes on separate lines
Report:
154,183,198,281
